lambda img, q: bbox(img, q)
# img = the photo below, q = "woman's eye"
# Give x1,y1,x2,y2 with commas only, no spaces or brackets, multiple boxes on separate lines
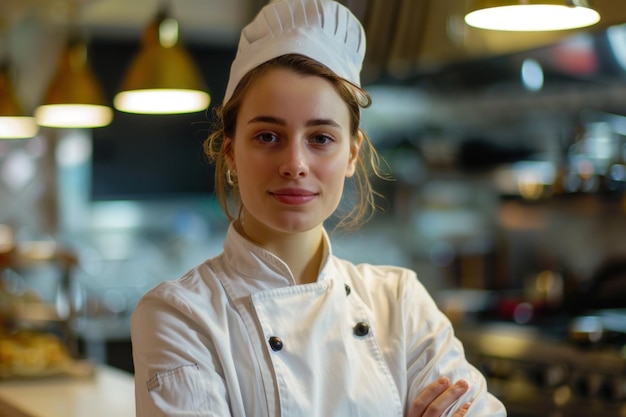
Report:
256,132,278,143
310,134,333,145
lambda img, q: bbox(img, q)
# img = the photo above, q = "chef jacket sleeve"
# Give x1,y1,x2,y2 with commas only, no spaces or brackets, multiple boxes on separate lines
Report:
403,274,506,417
131,288,232,417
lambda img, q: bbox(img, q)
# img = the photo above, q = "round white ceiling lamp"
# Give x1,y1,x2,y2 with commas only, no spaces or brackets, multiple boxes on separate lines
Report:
465,0,601,32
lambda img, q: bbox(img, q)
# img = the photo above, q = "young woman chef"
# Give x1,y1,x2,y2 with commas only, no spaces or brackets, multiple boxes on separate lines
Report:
130,1,507,416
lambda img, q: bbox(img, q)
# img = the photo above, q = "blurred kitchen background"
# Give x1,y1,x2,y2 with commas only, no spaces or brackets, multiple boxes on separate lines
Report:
1,1,626,416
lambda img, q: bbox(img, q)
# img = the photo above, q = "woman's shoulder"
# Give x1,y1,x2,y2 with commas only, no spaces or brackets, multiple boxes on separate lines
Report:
333,256,415,280
331,256,424,296
130,255,233,338
135,255,226,309
330,257,435,320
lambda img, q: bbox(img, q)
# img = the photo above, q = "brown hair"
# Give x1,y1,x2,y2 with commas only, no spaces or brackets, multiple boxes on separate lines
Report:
203,54,390,230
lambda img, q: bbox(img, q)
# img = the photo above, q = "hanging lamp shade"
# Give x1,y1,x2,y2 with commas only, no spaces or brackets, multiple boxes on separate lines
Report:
35,38,113,128
114,10,210,114
0,63,38,139
465,0,601,31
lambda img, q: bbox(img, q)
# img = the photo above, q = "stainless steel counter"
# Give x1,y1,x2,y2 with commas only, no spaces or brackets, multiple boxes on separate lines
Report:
0,365,134,417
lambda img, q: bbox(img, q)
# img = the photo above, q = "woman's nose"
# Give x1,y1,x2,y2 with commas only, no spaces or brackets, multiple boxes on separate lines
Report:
279,141,308,178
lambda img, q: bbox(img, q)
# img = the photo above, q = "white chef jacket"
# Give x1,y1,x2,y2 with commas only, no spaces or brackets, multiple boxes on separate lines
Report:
131,224,506,417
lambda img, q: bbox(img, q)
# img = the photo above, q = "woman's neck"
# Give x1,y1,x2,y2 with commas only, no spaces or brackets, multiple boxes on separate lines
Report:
235,218,325,285
271,231,324,285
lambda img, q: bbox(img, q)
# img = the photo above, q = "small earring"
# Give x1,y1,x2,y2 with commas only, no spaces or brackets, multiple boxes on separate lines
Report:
226,169,237,186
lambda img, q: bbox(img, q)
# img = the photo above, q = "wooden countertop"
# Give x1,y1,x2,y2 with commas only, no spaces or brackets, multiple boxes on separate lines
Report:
0,365,135,417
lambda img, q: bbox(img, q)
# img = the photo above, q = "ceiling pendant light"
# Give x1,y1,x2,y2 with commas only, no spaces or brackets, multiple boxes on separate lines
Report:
35,37,113,128
465,0,601,32
114,9,210,114
0,62,38,139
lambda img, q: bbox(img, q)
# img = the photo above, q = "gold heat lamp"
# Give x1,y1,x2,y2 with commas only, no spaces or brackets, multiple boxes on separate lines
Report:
465,0,601,31
0,62,38,139
35,37,113,128
113,9,210,114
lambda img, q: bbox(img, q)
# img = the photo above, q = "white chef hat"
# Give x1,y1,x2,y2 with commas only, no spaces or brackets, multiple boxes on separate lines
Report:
223,0,366,104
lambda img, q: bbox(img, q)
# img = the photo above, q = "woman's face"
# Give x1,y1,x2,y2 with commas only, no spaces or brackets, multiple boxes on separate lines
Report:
226,67,361,241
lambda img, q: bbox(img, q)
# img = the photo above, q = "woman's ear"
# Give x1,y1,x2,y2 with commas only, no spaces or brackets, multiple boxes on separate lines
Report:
346,130,363,178
223,137,235,171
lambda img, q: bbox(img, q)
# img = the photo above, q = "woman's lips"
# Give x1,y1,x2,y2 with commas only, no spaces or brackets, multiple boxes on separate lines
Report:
269,188,317,205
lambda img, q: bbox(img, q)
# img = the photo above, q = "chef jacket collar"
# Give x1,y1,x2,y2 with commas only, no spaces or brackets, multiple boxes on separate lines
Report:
223,223,333,286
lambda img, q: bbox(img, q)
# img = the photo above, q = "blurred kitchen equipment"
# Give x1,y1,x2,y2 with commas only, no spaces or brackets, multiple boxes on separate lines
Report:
457,320,626,417
575,255,626,313
0,224,80,356
454,254,626,416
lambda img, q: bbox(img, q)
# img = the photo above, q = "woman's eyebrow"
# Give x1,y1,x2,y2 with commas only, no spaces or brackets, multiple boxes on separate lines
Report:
247,116,341,128
306,118,341,128
247,115,285,125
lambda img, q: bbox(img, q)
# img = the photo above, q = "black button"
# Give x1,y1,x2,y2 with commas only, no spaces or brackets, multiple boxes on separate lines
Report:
269,336,283,351
344,284,351,296
353,321,370,337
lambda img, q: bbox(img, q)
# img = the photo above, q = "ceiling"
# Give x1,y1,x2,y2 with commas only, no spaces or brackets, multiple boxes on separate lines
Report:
4,0,626,78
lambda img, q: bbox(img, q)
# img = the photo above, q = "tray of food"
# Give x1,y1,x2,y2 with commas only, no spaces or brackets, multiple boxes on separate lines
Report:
0,329,94,379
